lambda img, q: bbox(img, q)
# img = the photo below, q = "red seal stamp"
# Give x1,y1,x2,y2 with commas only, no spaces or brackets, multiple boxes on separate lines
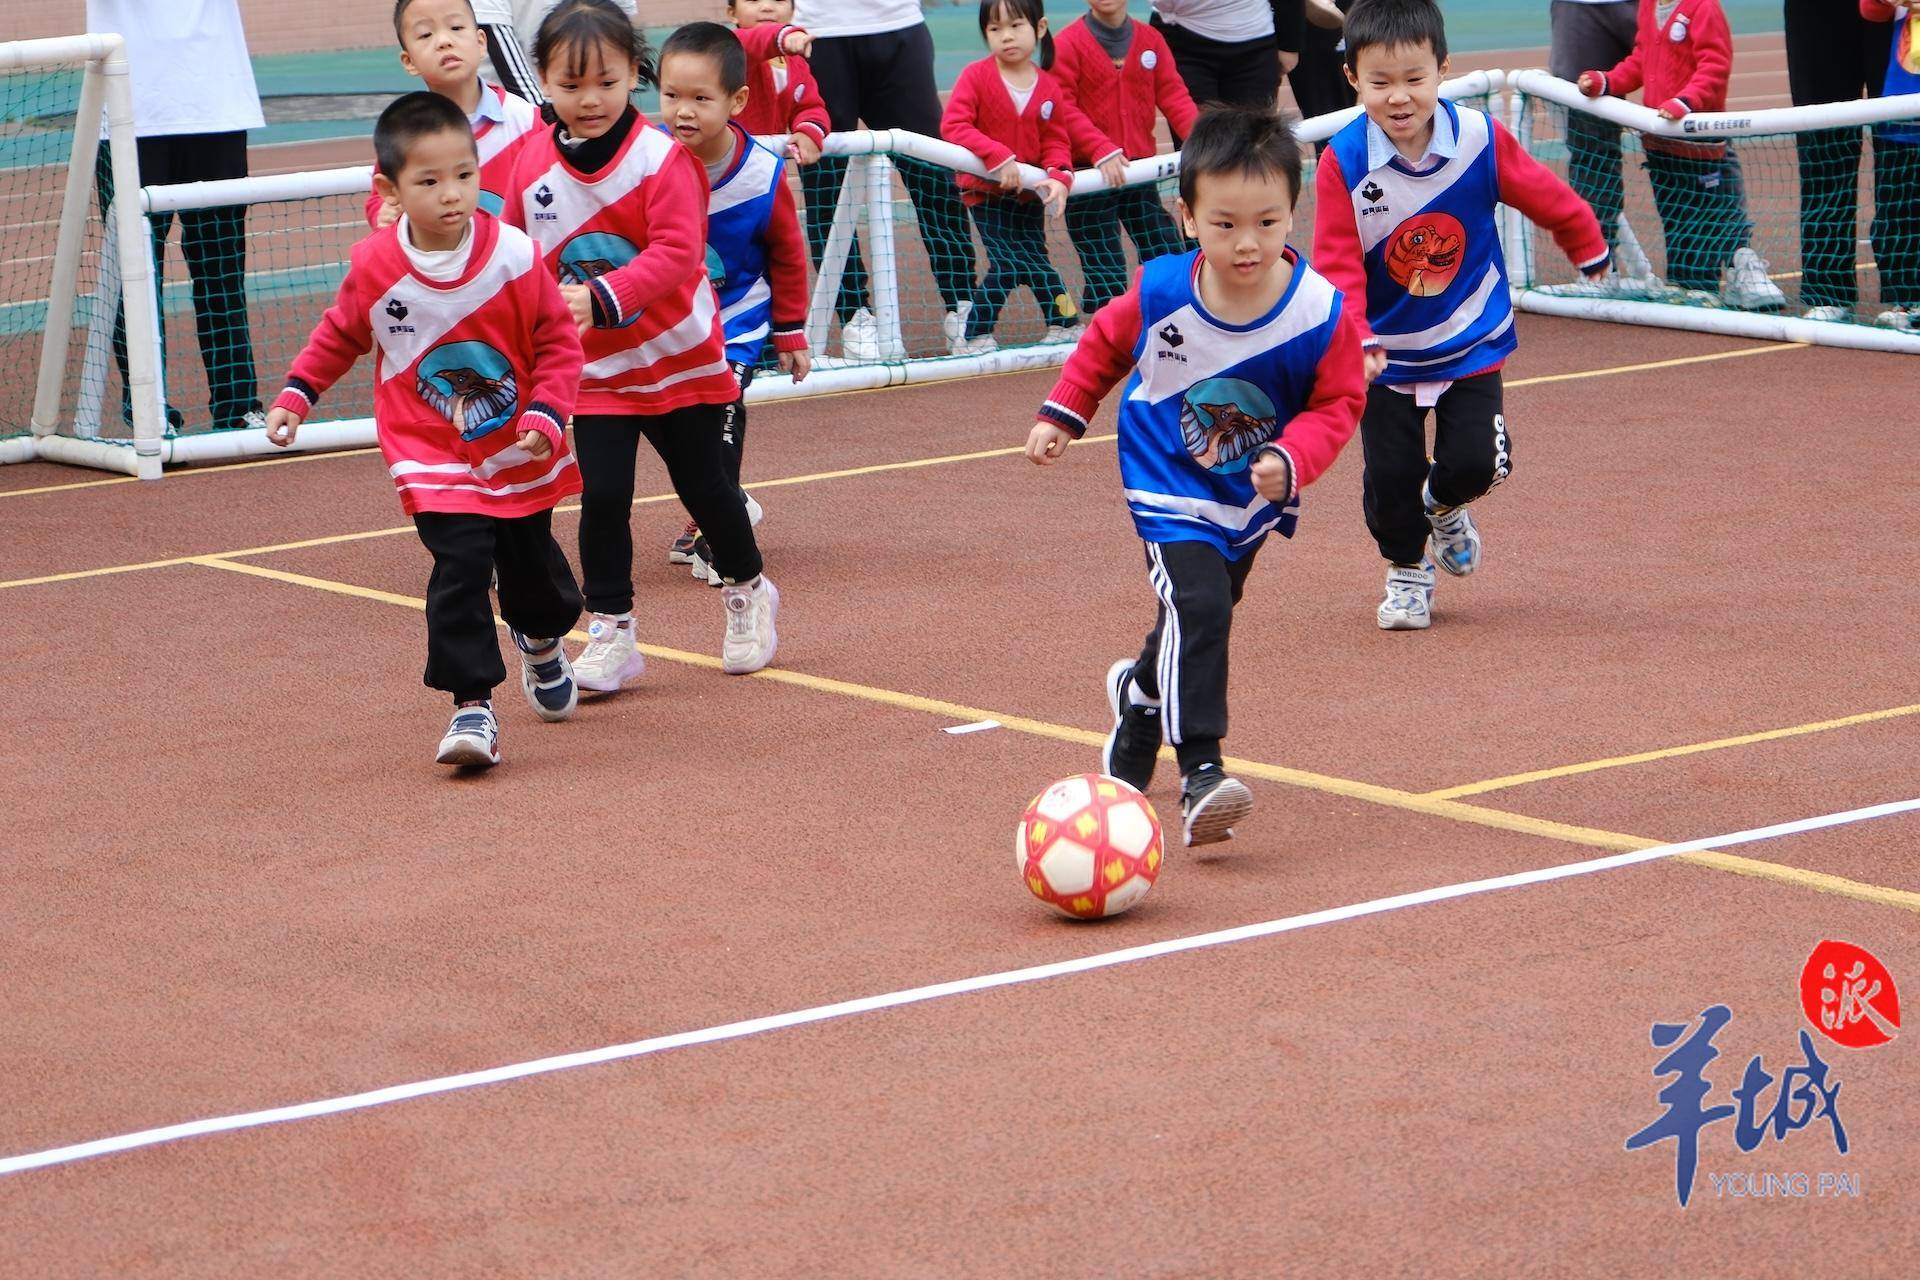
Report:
1799,940,1900,1049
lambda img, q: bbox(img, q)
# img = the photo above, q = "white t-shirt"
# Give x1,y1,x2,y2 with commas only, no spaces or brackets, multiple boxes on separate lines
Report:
791,0,926,40
1150,0,1276,45
470,0,514,21
84,0,264,137
510,0,639,53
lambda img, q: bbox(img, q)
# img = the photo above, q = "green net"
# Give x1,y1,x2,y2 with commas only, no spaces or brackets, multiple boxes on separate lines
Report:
1514,90,1920,325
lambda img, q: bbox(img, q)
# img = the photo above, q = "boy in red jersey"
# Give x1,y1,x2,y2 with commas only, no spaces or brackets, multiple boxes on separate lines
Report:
729,0,831,165
369,0,546,229
267,93,588,769
1053,0,1198,313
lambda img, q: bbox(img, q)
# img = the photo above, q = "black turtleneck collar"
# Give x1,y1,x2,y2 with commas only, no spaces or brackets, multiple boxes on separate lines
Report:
551,103,640,175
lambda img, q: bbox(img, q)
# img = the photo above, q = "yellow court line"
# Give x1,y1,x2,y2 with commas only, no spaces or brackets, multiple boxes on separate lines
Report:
1424,702,1920,800
0,446,384,500
1504,341,1807,389
187,555,1920,916
0,434,1117,594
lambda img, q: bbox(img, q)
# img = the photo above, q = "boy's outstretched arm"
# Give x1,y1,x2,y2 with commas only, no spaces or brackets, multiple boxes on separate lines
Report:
1028,282,1141,463
1256,299,1366,501
1493,121,1611,277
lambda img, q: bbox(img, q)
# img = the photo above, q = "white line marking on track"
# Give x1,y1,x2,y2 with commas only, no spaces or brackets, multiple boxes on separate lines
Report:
4,796,1915,1178
942,720,1002,735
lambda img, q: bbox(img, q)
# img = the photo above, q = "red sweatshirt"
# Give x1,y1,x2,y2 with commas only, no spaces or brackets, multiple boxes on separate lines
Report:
941,56,1120,205
363,82,543,229
1587,0,1733,154
273,212,584,518
1052,17,1198,161
734,23,830,146
503,118,737,416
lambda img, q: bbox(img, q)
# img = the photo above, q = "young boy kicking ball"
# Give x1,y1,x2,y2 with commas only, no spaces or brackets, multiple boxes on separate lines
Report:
268,92,587,769
1027,105,1365,847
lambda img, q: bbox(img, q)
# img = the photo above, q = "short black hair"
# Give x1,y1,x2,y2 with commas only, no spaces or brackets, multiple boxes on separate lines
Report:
659,21,748,96
392,0,477,44
535,0,657,88
374,90,476,178
1177,104,1303,209
1342,0,1448,71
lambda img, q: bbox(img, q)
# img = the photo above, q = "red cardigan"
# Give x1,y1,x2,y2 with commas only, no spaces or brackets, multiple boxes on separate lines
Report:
940,56,1118,205
1052,17,1198,161
1587,0,1733,154
735,22,830,145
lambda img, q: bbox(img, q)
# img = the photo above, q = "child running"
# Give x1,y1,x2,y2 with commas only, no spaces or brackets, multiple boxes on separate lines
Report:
266,92,587,769
1315,0,1609,631
943,0,1119,354
369,0,544,229
1053,0,1198,314
1576,0,1785,310
1027,105,1365,847
728,0,830,166
507,0,780,685
655,22,813,584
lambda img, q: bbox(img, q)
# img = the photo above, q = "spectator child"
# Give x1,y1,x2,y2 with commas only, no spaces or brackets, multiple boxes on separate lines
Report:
1577,0,1786,309
266,94,587,768
371,0,544,228
729,0,832,165
1027,106,1364,847
943,0,1110,353
1316,0,1608,630
1859,0,1920,330
654,23,813,581
506,0,781,684
1053,0,1198,313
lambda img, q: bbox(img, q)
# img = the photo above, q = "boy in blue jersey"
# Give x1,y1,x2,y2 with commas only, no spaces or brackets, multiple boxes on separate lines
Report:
1315,0,1610,630
656,23,813,583
1028,106,1366,848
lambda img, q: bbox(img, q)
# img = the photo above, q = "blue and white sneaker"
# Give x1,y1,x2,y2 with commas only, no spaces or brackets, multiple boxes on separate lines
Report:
1377,561,1436,631
436,701,500,768
511,630,578,722
1423,481,1481,577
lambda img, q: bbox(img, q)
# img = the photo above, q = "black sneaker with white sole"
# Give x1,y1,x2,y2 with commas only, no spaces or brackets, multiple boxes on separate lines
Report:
1101,658,1161,792
1181,763,1253,847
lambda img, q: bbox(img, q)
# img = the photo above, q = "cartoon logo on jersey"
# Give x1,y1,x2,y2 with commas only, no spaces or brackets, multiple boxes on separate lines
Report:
1179,378,1278,474
705,244,726,289
1384,212,1465,297
558,232,643,328
417,340,519,442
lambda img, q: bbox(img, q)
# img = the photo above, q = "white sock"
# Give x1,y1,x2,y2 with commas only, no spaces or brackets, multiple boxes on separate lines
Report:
1126,675,1161,708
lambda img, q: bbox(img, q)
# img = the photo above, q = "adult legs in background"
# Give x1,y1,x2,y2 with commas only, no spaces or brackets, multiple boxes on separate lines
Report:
1549,0,1637,254
1151,17,1222,146
482,22,544,102
799,36,871,325
1870,136,1920,315
176,133,261,430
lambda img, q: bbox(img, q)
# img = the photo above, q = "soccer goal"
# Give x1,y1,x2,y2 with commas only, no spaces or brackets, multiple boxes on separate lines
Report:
0,34,165,477
1507,70,1920,355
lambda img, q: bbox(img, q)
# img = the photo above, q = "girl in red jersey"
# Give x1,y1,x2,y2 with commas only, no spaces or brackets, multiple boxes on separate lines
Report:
507,0,780,686
942,0,1121,353
1053,0,1198,314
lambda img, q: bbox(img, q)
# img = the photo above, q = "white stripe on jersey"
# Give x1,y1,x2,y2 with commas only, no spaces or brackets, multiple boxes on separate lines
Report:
1354,109,1492,256
1373,262,1502,352
1126,268,1339,407
711,142,781,215
369,228,538,384
594,356,734,395
1126,487,1279,536
394,453,576,497
580,281,721,380
721,277,772,324
520,128,674,251
391,444,536,482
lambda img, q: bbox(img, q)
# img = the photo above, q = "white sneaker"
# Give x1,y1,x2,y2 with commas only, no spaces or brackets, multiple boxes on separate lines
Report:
511,630,578,722
1724,247,1787,311
841,307,881,362
1377,561,1435,631
1042,323,1080,344
721,575,780,674
436,702,500,767
743,492,764,527
1802,304,1851,323
688,535,723,588
1873,307,1916,331
953,334,998,357
1424,482,1481,578
572,613,644,691
943,301,974,356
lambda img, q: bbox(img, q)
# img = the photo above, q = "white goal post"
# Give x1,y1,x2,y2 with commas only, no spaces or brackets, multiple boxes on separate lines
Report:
0,34,165,478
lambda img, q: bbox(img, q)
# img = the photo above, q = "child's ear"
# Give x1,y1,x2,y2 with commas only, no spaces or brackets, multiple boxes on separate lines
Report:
1437,56,1451,81
476,26,488,55
1176,196,1197,239
373,172,401,204
1342,62,1359,92
399,47,421,80
1037,17,1048,38
730,86,750,119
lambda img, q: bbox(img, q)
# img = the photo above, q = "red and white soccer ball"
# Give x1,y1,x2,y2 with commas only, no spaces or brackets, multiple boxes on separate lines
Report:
1016,773,1163,918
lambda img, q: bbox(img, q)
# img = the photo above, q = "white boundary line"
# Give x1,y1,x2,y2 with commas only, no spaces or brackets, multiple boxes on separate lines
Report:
4,796,1916,1179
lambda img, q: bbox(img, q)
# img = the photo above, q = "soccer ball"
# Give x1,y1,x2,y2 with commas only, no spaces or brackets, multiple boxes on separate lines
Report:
1016,773,1163,918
